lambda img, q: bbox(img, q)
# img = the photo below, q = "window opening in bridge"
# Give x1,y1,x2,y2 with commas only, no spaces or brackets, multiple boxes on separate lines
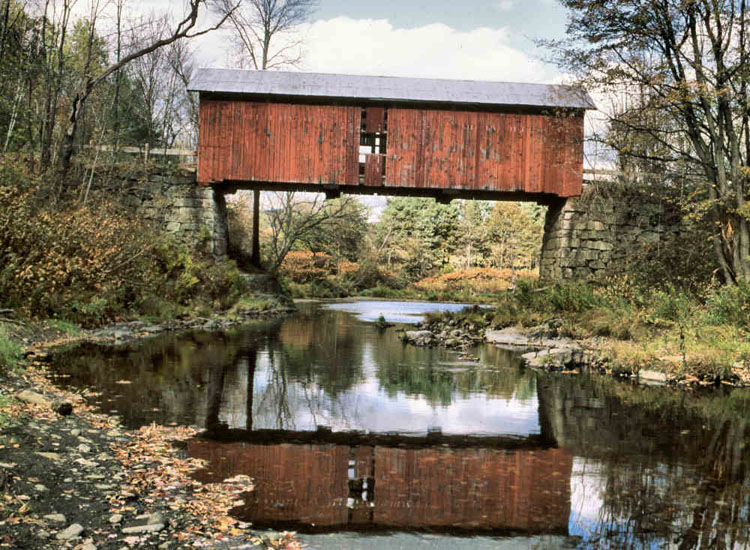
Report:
347,449,375,523
359,107,387,186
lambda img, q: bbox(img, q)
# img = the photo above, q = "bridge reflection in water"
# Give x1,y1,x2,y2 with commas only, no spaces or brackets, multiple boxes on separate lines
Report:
190,439,572,534
46,302,750,546
188,305,572,534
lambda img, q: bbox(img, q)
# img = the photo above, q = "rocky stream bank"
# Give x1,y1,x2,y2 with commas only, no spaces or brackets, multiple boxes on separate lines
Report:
0,302,300,550
399,313,737,388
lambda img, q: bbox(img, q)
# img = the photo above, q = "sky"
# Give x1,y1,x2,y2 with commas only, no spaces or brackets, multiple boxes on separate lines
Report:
188,0,571,84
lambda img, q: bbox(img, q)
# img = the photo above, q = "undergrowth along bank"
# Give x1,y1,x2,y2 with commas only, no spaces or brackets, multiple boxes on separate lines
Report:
0,160,248,329
428,277,750,383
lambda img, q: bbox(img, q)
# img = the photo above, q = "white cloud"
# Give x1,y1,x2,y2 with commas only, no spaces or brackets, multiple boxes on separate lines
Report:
293,17,557,83
193,16,558,84
495,0,516,12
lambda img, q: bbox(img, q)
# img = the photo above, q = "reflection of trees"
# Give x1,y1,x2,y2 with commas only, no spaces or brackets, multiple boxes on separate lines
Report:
372,333,537,407
277,311,365,396
252,315,361,431
51,328,259,427
547,373,750,548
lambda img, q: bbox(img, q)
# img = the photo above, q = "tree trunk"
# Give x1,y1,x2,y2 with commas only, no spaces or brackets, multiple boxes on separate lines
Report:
251,189,261,267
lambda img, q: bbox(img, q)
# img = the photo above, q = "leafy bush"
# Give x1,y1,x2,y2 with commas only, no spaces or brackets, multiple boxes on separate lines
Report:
281,250,336,283
706,283,750,327
0,166,246,326
414,268,536,294
0,325,21,372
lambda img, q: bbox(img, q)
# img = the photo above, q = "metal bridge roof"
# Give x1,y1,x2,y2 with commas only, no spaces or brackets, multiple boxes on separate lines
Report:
188,69,596,110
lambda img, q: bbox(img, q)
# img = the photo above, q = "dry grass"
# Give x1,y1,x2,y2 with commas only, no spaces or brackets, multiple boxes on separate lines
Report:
414,268,538,294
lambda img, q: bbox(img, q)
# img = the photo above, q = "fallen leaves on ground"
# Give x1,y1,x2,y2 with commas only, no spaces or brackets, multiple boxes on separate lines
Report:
2,358,303,549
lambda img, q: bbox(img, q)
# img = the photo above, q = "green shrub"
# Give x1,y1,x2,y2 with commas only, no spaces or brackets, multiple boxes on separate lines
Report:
645,288,694,326
0,326,21,372
706,283,750,327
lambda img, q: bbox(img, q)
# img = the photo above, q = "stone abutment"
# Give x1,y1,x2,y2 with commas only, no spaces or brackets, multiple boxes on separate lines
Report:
540,181,677,281
108,167,228,257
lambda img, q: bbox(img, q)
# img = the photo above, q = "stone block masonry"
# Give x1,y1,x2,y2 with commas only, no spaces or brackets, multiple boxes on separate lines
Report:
105,167,228,257
540,180,678,281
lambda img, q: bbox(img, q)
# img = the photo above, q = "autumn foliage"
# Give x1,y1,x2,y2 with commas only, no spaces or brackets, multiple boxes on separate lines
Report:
414,268,538,294
281,251,339,283
0,163,245,326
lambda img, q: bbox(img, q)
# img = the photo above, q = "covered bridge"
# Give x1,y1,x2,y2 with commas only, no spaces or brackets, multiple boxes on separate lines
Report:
188,69,595,202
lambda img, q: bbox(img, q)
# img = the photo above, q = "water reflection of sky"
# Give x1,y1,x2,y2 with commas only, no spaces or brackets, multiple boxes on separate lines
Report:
247,349,540,437
324,300,479,323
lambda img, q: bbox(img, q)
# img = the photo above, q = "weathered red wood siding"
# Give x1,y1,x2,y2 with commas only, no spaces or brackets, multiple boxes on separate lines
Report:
386,108,583,197
198,99,360,185
189,440,572,532
198,99,583,197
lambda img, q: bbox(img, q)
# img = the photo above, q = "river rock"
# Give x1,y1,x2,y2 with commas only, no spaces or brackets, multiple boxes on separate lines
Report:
53,399,73,416
147,512,165,525
56,523,84,540
486,326,578,351
35,452,62,461
17,390,49,406
486,328,534,348
44,513,66,524
521,347,583,370
122,522,165,534
109,514,123,524
639,369,668,385
401,330,436,347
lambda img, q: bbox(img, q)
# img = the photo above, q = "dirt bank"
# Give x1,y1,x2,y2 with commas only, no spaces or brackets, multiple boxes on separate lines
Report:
0,306,301,550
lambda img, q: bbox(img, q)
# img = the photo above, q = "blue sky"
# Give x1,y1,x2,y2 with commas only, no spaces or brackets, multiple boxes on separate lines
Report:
314,0,569,46
193,0,571,85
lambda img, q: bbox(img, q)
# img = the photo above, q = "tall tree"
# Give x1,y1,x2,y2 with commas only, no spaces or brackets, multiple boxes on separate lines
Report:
549,0,750,284
215,0,317,266
375,197,459,280
58,0,234,174
216,0,316,70
264,193,363,276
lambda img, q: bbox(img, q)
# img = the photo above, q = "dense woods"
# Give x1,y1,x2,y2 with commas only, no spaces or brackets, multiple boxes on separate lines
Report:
0,0,233,175
226,194,546,299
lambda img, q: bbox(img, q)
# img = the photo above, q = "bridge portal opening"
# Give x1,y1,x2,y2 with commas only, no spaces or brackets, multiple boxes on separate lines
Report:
223,188,548,295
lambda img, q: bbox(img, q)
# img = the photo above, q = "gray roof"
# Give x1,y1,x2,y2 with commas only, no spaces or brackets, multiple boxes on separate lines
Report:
188,69,596,110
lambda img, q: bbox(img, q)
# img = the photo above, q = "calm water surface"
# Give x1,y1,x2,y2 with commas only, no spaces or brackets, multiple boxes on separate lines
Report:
49,300,750,549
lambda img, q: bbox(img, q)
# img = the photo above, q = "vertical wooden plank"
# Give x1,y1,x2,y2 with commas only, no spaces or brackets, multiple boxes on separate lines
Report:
364,154,383,185
197,100,212,183
345,106,359,185
270,104,280,183
527,115,545,193
475,111,487,190
214,100,232,184
261,103,271,182
208,100,220,183
386,108,420,187
418,110,432,189
365,107,385,133
562,115,584,197
462,112,478,189
229,101,242,180
251,103,262,182
514,114,528,192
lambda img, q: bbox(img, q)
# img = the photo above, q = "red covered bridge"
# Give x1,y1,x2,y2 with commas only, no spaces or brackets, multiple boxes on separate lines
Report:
188,69,594,202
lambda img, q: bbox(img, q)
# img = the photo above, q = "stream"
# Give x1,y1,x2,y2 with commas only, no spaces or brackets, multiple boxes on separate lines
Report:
48,300,750,549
